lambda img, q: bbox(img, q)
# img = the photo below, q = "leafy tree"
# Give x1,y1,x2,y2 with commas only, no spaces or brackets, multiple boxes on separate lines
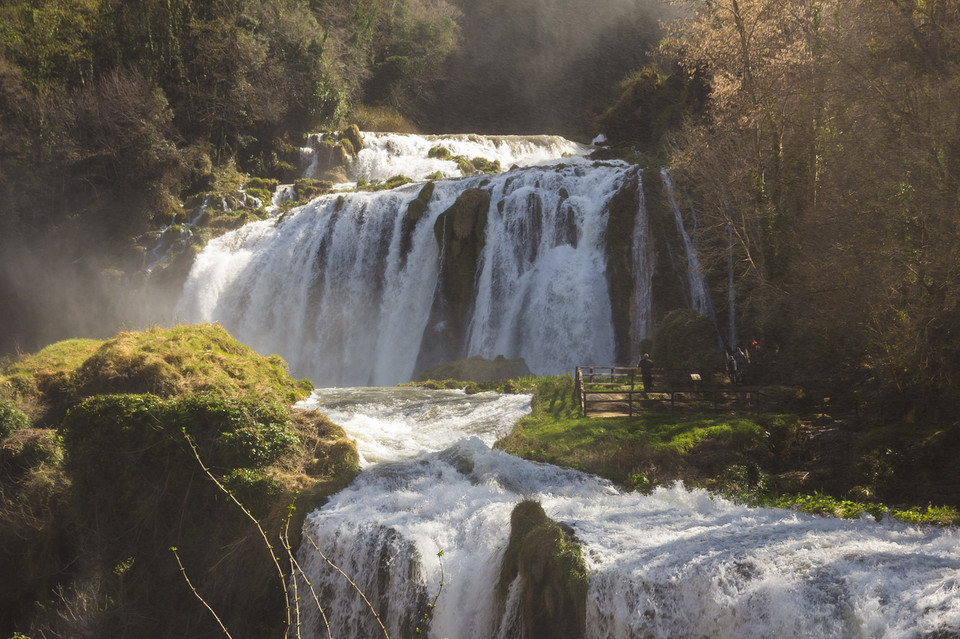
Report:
662,0,960,417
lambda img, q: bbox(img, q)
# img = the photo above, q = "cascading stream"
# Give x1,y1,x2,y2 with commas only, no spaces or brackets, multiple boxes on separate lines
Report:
292,387,960,639
176,134,639,386
661,168,712,318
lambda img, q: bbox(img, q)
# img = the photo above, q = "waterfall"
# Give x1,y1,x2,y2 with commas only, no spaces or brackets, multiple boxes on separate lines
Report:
464,165,626,373
176,134,642,386
292,387,960,639
301,132,591,183
660,168,712,317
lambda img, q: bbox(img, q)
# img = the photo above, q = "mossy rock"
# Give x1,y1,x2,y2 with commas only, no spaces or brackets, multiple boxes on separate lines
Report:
74,324,313,403
359,174,413,191
0,325,358,638
344,124,364,154
605,171,642,363
51,391,359,638
428,145,452,160
435,188,490,244
406,181,436,223
0,325,313,427
454,155,476,175
471,157,501,175
417,188,491,370
293,178,333,201
498,500,587,639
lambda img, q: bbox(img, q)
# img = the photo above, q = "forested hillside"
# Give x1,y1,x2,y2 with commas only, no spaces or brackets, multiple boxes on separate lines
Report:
0,0,461,353
655,0,960,420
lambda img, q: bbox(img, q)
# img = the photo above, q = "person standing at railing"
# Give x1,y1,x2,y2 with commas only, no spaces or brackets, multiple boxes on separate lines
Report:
638,353,654,391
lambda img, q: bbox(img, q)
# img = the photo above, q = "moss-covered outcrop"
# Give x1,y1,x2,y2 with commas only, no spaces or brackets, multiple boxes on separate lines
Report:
0,325,358,639
498,500,587,639
398,181,437,271
641,169,707,326
0,324,313,428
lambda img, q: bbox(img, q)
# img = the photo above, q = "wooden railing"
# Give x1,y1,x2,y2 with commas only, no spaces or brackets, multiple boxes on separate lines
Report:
575,365,761,417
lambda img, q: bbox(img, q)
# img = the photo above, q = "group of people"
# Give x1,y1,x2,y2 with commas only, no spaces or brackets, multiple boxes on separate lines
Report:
633,339,762,391
725,341,761,385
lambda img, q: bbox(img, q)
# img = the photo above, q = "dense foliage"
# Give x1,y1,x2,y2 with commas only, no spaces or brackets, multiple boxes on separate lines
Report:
655,0,960,420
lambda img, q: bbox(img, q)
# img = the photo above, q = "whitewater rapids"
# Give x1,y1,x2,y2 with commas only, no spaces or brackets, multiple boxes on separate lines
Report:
291,387,960,639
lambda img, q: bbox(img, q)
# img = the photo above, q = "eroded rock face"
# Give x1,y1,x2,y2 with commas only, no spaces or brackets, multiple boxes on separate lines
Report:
497,500,587,639
415,188,491,373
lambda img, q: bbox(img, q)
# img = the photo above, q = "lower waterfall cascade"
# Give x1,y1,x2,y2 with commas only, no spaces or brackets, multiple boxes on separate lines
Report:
291,387,960,639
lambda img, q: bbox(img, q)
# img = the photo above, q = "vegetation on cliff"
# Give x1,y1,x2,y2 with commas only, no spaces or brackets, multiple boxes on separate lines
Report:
0,0,463,356
0,324,358,638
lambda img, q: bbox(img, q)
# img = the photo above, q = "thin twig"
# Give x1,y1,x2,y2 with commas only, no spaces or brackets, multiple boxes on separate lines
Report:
288,542,334,639
181,430,291,631
171,546,234,639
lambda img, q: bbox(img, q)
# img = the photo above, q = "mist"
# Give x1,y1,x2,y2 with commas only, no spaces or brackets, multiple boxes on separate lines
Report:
425,0,674,136
0,230,180,357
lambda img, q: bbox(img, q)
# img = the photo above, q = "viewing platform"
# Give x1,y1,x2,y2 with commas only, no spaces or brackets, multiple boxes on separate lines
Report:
575,365,762,417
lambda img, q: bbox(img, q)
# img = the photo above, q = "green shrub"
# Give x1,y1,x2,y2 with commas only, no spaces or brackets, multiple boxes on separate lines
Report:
221,468,284,518
0,400,31,439
428,145,452,160
245,177,279,191
60,393,300,519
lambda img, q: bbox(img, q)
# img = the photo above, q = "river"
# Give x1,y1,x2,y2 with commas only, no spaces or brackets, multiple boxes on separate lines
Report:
290,386,960,639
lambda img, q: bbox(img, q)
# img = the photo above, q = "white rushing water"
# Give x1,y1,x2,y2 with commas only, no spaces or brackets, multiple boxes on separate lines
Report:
303,132,592,183
177,133,643,386
293,387,960,639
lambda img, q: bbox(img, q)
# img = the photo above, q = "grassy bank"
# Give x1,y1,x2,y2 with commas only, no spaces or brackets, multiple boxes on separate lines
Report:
494,375,960,526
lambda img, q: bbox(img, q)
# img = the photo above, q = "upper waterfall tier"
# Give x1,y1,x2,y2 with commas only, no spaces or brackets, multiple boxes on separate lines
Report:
302,131,593,182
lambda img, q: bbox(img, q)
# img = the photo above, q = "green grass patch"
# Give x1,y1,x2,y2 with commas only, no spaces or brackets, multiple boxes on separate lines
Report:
0,324,313,427
495,375,781,487
747,492,960,526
